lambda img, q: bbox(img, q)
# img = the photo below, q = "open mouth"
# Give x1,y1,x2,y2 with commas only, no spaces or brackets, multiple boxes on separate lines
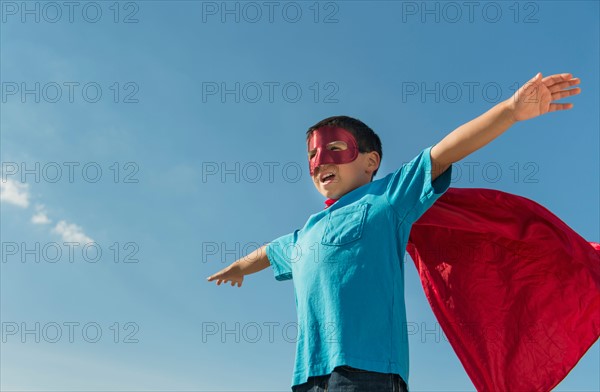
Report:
320,172,336,184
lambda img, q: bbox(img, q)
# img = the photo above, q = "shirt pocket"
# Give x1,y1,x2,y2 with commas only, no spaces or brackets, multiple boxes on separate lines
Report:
321,202,368,246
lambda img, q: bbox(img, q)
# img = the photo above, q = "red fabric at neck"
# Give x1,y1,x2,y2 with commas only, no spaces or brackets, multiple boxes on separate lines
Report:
324,198,338,209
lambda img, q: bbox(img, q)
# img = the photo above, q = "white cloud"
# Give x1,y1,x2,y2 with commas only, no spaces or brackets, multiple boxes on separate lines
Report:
2,174,93,243
51,220,94,244
31,203,51,224
31,212,51,224
0,178,30,208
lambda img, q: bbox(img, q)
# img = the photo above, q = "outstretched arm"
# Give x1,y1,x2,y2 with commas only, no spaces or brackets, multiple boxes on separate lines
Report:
430,72,581,182
206,244,270,287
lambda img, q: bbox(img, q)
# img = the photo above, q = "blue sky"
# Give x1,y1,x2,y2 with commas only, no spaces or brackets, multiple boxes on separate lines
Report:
1,1,598,391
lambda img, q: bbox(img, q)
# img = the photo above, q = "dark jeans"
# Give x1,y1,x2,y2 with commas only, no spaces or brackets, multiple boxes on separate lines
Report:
291,366,409,392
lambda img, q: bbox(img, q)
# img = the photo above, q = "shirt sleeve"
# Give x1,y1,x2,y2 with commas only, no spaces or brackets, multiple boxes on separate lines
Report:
265,230,300,281
385,145,453,224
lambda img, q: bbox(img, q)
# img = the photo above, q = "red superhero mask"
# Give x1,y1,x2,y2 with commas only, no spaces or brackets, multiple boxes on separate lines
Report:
307,126,359,176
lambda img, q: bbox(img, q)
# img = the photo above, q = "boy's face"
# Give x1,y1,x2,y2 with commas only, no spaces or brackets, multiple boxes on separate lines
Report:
308,127,380,200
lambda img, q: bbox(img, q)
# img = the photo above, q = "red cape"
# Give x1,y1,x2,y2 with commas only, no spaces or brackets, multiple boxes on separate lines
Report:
407,187,600,392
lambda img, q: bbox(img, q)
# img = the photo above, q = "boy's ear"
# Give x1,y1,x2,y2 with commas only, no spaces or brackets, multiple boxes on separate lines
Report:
365,151,381,173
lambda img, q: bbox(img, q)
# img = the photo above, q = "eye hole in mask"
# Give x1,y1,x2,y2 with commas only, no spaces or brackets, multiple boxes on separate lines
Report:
308,141,348,160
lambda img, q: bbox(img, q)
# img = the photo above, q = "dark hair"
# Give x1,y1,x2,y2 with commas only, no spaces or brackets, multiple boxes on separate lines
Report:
306,115,383,179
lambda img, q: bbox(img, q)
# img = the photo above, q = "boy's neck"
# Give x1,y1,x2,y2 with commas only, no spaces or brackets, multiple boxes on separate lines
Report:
323,177,374,209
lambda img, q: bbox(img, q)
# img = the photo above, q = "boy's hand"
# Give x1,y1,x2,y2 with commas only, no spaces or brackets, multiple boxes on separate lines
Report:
206,263,244,288
508,72,581,122
205,244,271,288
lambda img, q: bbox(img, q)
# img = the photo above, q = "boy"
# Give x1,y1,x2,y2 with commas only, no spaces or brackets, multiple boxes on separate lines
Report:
207,72,582,391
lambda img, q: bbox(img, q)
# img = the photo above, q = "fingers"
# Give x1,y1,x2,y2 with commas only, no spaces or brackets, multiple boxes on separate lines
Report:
207,268,227,283
551,87,581,101
548,102,574,112
548,79,581,95
206,274,222,282
215,278,241,287
547,75,581,104
526,73,578,92
541,72,572,84
543,74,580,92
206,274,223,284
206,274,242,287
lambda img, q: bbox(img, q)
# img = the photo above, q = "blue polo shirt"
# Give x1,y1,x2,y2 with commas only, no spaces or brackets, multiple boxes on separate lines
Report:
266,145,453,388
